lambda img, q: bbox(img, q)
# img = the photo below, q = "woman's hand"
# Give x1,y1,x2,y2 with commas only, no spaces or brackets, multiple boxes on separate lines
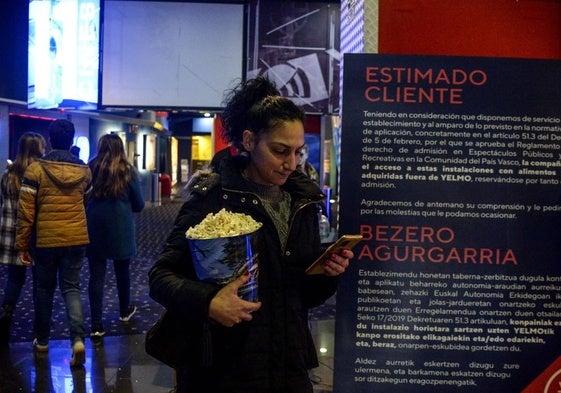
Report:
18,251,33,266
209,273,262,327
322,249,353,276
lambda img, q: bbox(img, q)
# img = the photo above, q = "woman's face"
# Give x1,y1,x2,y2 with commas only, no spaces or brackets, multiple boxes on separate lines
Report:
243,120,305,186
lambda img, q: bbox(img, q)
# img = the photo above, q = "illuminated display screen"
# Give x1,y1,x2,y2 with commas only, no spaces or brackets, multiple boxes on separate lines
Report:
28,0,100,109
101,1,244,109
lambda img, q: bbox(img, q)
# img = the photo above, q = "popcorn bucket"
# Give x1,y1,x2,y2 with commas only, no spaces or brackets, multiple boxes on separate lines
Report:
187,232,259,302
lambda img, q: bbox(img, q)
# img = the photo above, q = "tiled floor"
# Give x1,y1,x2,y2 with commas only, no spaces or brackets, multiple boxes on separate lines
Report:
0,319,335,393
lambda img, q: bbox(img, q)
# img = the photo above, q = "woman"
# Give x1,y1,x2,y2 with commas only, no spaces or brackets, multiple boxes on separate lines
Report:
0,132,46,344
148,77,352,392
87,134,144,338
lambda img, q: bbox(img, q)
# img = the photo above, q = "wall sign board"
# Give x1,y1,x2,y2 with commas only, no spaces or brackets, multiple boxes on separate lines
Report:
335,53,561,393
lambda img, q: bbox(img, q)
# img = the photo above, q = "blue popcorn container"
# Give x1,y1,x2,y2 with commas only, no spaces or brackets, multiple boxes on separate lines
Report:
187,231,259,302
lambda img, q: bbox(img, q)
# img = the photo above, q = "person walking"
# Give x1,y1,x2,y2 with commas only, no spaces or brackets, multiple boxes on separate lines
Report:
86,134,144,339
16,119,92,367
0,132,46,345
296,143,319,184
148,76,353,392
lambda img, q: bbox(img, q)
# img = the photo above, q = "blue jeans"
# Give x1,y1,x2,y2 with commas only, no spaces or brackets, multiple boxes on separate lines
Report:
33,246,86,345
88,258,131,329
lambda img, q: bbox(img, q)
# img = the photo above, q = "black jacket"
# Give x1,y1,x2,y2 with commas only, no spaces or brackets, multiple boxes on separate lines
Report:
148,156,339,392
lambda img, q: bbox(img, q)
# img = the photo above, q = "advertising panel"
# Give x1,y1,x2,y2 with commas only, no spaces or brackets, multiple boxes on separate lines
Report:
247,1,340,114
28,0,100,109
101,2,243,109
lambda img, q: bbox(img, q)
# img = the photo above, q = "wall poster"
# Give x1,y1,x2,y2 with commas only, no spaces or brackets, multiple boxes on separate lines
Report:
246,1,340,114
335,53,561,392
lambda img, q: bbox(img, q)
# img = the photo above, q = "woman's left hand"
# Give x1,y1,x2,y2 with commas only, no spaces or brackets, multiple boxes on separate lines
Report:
322,249,353,276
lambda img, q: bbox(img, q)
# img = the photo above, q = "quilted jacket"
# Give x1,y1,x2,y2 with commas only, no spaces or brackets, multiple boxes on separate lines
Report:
148,156,339,393
16,150,92,251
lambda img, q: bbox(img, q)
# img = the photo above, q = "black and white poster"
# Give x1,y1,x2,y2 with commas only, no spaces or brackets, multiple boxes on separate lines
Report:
247,1,340,113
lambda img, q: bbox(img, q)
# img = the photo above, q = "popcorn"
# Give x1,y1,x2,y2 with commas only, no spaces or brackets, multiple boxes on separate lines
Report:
186,208,262,239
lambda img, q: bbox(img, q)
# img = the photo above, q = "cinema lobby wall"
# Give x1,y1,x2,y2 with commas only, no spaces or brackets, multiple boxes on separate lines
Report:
1,0,561,198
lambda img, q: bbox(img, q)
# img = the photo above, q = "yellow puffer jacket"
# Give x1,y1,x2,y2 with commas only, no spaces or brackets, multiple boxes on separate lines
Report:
16,157,92,251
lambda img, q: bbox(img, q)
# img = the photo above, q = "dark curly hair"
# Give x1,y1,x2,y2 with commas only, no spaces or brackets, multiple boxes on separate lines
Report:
220,76,306,152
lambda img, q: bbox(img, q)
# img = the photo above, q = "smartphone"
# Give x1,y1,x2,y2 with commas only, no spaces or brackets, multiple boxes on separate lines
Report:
305,234,363,275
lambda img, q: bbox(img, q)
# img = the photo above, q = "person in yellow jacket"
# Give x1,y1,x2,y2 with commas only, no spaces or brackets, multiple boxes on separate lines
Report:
16,119,92,367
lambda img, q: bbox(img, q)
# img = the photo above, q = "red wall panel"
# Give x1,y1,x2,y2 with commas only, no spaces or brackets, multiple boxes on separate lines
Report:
379,0,561,59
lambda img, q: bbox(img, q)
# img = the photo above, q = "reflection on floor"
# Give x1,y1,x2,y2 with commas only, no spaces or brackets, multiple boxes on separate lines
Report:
0,319,335,393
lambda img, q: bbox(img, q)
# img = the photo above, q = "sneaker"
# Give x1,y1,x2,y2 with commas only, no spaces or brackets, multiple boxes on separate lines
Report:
119,304,137,322
70,340,85,367
90,330,105,339
32,338,49,352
